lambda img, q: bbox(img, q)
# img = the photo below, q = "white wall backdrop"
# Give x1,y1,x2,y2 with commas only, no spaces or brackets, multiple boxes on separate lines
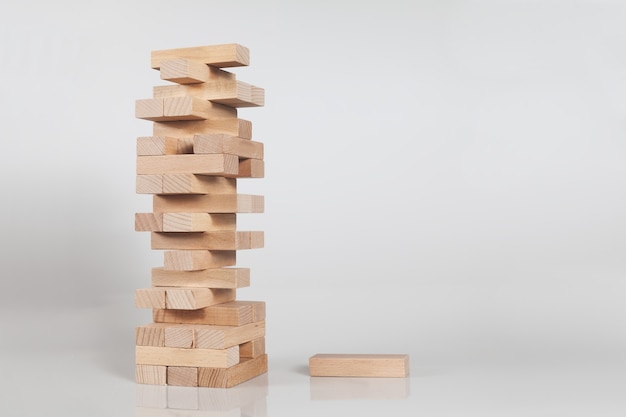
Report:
0,1,625,415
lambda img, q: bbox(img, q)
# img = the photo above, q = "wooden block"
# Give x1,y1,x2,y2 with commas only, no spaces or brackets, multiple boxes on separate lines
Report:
153,194,263,213
240,337,265,359
137,136,192,155
151,231,264,250
137,174,163,194
135,213,163,232
153,119,252,140
136,323,168,347
164,325,194,348
162,213,236,232
309,354,410,378
163,250,236,271
135,288,166,309
193,134,264,159
136,345,240,368
236,159,264,179
164,96,237,120
152,267,249,288
137,154,239,176
198,354,268,388
194,321,265,350
162,174,236,195
154,81,264,108
136,365,167,385
136,98,164,120
151,44,249,69
160,58,210,84
154,300,263,326
165,288,236,310
167,366,198,387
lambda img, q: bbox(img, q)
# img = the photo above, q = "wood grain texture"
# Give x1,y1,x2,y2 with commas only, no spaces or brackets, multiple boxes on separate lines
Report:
135,288,166,309
163,174,236,195
153,194,263,213
151,231,264,250
137,136,191,156
235,159,264,178
164,325,194,348
151,267,250,288
163,250,236,271
136,323,168,347
137,174,164,194
136,365,167,385
165,288,236,310
151,44,249,69
153,301,263,326
163,213,236,232
167,366,198,387
193,134,264,159
153,81,264,108
137,154,239,176
136,345,240,368
309,354,410,378
159,58,210,84
135,212,163,232
153,119,252,140
136,98,163,120
239,337,265,359
194,321,265,350
197,354,267,388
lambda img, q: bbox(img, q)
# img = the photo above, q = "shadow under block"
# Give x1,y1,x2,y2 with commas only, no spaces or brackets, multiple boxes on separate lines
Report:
135,288,236,309
136,345,240,368
163,250,236,270
136,365,167,385
137,154,239,176
151,44,249,69
137,136,193,156
154,301,265,326
153,81,264,108
153,119,252,140
193,134,264,160
198,354,268,388
153,194,263,213
135,213,236,232
309,354,410,378
152,267,250,288
159,58,237,85
151,231,264,250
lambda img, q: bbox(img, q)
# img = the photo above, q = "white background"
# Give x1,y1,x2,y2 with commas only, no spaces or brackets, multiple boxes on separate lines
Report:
0,1,625,415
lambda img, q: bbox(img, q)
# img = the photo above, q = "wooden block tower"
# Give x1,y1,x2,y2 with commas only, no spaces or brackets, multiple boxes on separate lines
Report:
134,44,267,388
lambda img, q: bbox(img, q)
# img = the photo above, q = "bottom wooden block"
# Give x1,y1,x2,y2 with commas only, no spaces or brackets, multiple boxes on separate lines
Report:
198,354,268,388
136,364,167,385
309,354,409,378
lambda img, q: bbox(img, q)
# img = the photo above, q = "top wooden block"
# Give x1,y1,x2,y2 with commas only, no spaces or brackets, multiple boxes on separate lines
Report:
151,44,249,69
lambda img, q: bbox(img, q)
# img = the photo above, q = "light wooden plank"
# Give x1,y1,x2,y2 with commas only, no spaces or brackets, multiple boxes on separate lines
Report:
135,288,166,309
153,81,264,108
164,325,194,348
136,323,168,347
137,174,163,194
198,354,268,388
193,134,264,159
135,213,163,232
163,213,236,232
153,194,263,213
239,337,265,359
136,345,240,368
167,366,198,387
136,365,167,385
151,44,249,69
162,174,236,195
153,301,263,327
160,58,210,84
153,119,252,140
194,321,265,350
137,136,189,155
235,159,264,179
151,231,264,251
165,288,236,310
137,154,239,176
136,98,163,120
151,267,249,288
163,250,236,271
309,354,410,378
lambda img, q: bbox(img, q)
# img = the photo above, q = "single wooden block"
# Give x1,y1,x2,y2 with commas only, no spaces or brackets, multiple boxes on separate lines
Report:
137,154,239,176
136,345,240,368
136,365,167,385
160,58,210,84
236,159,264,179
151,231,264,251
198,354,268,388
163,213,236,232
165,288,236,310
151,44,249,69
153,81,264,108
240,337,265,359
193,134,264,159
135,213,163,232
309,354,410,378
163,250,236,271
153,119,252,140
136,323,168,347
194,321,265,350
152,267,250,288
135,288,166,309
164,325,194,348
167,366,198,387
136,98,164,120
162,174,236,195
153,194,263,213
137,174,164,194
137,136,192,155
153,300,264,326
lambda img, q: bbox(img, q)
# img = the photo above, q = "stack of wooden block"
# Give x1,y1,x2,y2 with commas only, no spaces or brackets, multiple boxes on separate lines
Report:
134,44,267,388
